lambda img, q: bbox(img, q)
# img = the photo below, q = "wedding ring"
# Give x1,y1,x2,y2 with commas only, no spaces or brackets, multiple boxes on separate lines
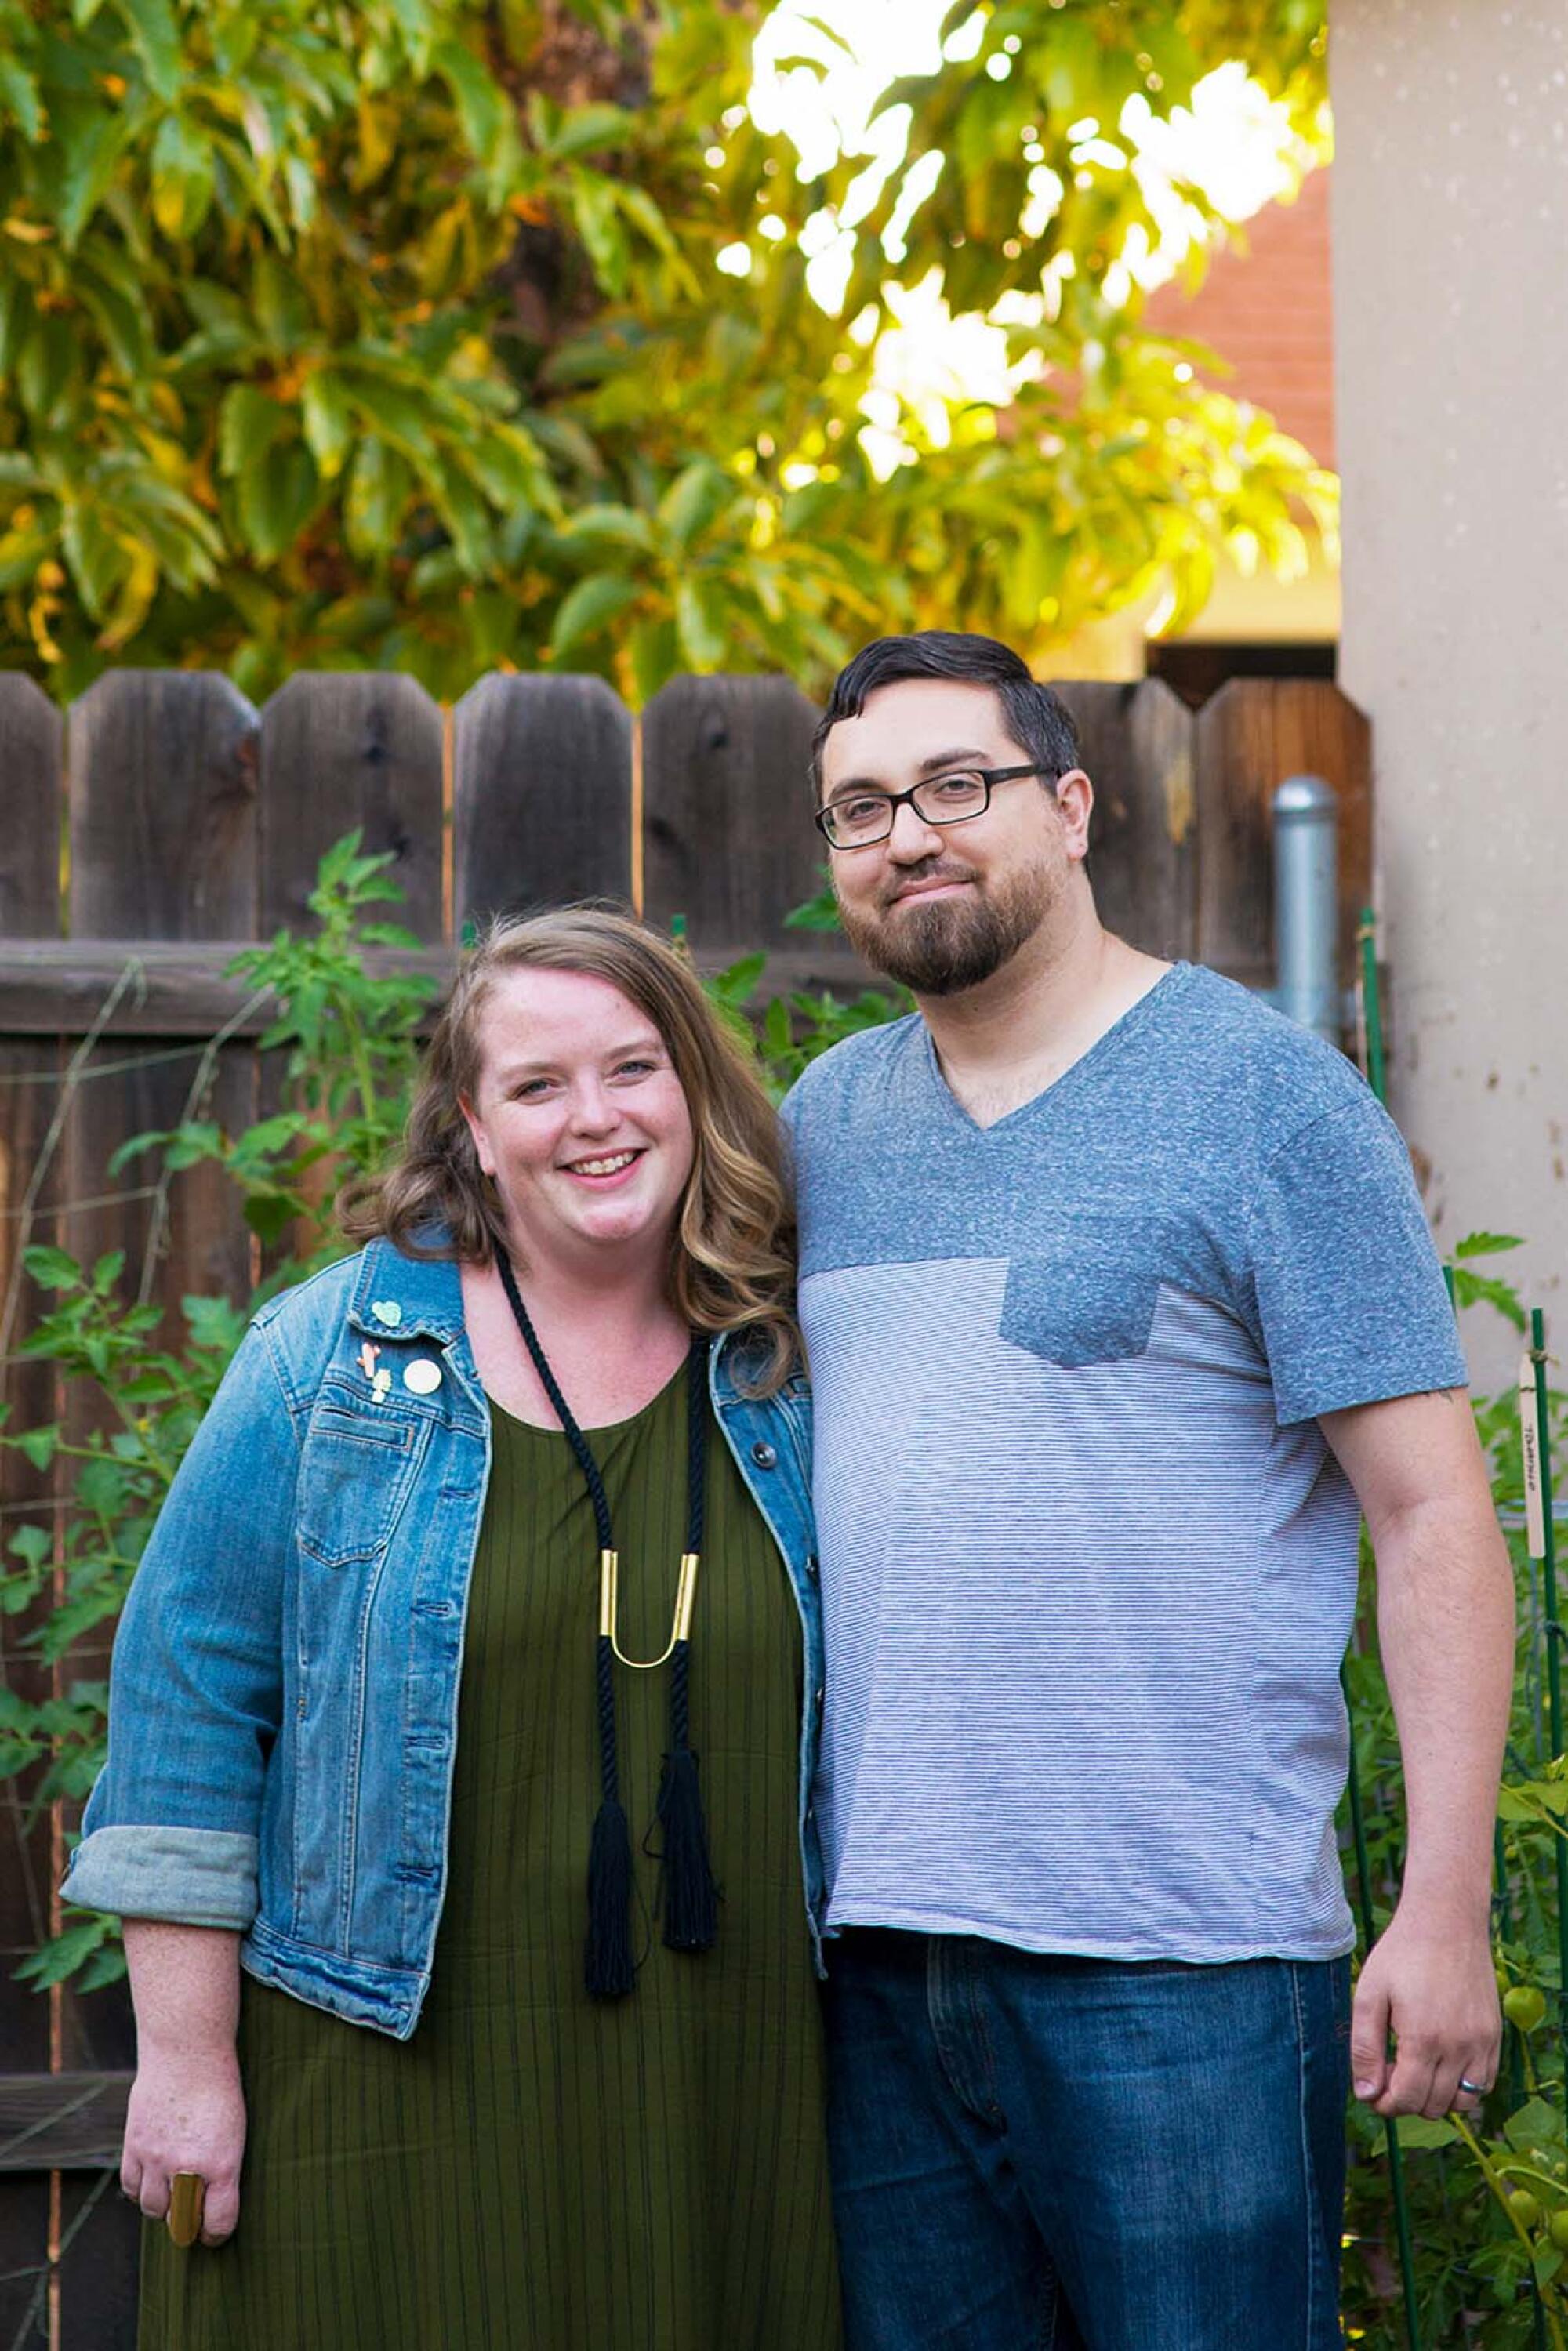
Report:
1457,2076,1490,2098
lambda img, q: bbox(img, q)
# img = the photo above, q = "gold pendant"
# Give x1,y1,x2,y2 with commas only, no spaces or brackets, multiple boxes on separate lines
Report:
598,1546,701,1669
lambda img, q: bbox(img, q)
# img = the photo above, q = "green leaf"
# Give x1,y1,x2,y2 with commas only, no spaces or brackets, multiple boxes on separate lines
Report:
24,1246,84,1291
60,500,129,619
116,0,183,103
301,372,354,480
798,13,856,56
456,426,549,514
1454,1232,1526,1260
107,1127,170,1175
13,1428,60,1473
75,1457,129,1516
432,34,507,169
0,56,45,141
74,245,151,376
182,1294,245,1354
422,448,489,575
1450,1268,1527,1333
250,252,311,353
548,570,639,658
612,181,680,262
219,383,287,478
341,372,435,459
548,103,635,160
150,111,215,240
384,0,437,74
57,107,131,247
154,1123,222,1172
657,460,731,554
74,1942,128,1992
561,503,656,553
784,880,840,932
16,315,77,425
707,952,766,1004
1504,2096,1566,2152
1392,2116,1459,2150
0,282,34,379
674,574,727,671
7,1525,52,1571
243,1192,306,1246
14,1911,118,1990
572,175,630,298
626,615,677,705
237,441,321,563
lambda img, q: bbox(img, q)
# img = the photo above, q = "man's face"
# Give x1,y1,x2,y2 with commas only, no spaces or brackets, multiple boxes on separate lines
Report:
818,678,1087,996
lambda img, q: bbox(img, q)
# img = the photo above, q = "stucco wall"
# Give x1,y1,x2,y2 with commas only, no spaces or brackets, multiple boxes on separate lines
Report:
1331,0,1568,1389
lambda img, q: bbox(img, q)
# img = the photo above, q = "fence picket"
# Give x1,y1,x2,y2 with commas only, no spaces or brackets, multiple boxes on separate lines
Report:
258,673,446,940
640,675,829,956
1054,678,1197,963
453,673,631,929
68,673,259,940
1196,677,1371,989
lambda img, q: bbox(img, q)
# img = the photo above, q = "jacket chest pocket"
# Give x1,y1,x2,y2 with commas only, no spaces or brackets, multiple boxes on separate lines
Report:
298,1403,425,1568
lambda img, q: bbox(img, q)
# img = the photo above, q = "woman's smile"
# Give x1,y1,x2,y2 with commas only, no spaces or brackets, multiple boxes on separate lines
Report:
561,1146,645,1184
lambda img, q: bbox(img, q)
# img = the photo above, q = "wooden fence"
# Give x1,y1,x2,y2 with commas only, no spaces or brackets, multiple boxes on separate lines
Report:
0,664,1370,2349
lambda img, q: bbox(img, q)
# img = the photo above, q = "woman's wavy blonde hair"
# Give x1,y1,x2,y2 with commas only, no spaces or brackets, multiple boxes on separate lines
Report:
340,906,799,1394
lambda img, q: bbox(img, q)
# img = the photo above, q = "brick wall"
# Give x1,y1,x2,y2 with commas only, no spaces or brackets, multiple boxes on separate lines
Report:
1145,165,1334,470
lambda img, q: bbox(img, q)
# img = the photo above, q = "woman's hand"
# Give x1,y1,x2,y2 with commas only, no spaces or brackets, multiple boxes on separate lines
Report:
122,2043,247,2244
121,1919,245,2244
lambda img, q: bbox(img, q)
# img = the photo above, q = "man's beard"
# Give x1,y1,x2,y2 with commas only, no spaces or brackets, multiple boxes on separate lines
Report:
837,855,1058,996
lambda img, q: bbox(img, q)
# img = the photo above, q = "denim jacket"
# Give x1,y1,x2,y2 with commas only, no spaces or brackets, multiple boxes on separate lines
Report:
62,1238,826,2039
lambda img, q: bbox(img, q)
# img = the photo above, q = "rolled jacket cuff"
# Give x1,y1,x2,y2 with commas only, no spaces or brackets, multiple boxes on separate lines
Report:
60,1824,259,1929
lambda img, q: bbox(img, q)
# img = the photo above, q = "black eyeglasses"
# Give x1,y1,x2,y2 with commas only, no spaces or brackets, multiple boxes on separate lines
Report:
814,764,1058,851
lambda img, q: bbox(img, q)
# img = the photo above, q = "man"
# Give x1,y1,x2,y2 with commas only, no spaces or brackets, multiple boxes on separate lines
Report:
780,631,1512,2349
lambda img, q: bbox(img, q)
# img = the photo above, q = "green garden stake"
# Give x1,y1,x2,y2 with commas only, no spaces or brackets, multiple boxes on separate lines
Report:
1352,919,1421,2349
1525,1308,1568,2031
670,912,688,951
1357,907,1386,1106
1342,1714,1422,2349
1441,1279,1522,1942
1446,1261,1528,2113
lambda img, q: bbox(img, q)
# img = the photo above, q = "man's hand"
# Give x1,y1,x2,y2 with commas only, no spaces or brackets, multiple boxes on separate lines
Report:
122,2041,246,2244
1350,1904,1501,2118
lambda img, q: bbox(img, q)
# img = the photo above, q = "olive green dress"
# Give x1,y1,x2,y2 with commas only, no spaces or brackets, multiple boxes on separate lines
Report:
141,1367,843,2350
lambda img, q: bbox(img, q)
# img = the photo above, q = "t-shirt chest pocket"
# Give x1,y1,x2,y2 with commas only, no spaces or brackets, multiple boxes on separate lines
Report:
997,1224,1166,1370
298,1402,426,1567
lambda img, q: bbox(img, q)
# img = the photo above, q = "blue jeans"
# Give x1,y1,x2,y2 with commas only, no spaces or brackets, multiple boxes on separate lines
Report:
823,1930,1351,2351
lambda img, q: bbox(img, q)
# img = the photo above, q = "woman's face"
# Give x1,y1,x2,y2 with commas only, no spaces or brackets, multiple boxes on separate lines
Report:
460,965,696,1274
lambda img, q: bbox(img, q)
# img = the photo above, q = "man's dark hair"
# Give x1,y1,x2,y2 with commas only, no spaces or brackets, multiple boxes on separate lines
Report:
809,630,1080,802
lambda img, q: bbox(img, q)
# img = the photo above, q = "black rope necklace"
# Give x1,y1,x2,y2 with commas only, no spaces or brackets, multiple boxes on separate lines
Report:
495,1249,717,1998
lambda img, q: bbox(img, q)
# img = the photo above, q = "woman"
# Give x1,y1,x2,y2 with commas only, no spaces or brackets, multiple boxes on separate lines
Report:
63,908,841,2351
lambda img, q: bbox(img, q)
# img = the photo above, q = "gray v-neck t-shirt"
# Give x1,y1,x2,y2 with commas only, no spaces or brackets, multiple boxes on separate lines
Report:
781,962,1467,1962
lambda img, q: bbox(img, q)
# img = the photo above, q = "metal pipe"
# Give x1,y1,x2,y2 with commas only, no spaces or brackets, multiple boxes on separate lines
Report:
1272,774,1340,1042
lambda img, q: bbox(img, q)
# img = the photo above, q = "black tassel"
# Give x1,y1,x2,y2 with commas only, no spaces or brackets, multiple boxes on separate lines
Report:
657,1641,718,1951
585,1793,636,1997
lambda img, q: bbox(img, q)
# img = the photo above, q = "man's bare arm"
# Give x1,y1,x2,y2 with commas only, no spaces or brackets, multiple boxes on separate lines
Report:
1320,1385,1513,2118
